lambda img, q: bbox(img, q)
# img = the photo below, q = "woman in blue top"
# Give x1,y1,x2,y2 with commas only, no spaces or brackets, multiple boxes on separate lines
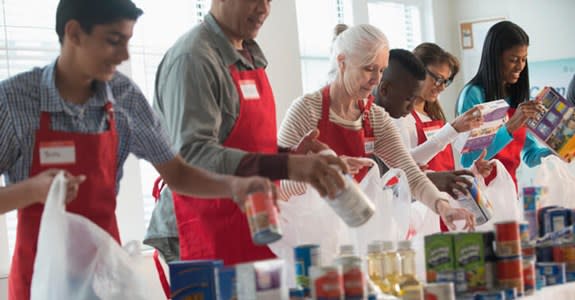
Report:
457,20,551,186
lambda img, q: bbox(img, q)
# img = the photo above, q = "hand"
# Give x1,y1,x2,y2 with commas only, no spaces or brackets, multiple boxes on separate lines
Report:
451,106,483,132
473,149,495,178
30,169,86,205
291,129,330,154
436,199,475,231
340,156,374,175
228,176,277,212
419,164,429,172
287,154,349,199
506,100,546,133
426,170,473,199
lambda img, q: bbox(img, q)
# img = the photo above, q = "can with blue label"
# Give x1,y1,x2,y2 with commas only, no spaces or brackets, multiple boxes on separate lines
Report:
473,290,504,300
294,244,320,296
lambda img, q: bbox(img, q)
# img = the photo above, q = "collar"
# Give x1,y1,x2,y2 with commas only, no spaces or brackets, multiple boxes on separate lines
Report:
203,13,268,69
40,59,113,112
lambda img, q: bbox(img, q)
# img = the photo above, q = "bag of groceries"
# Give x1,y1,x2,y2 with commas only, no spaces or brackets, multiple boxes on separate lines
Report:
30,172,150,300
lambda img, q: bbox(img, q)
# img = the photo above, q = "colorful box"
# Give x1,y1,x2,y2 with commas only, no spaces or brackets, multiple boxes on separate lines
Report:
527,86,575,161
236,259,288,300
425,233,456,283
169,260,222,300
454,99,509,153
454,232,495,292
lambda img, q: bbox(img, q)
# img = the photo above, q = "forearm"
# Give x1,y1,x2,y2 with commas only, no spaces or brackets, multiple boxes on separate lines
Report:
155,156,237,199
460,125,512,167
0,181,38,214
410,124,458,165
235,153,289,180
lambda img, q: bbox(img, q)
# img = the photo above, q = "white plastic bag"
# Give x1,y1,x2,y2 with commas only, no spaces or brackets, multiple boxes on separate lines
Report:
31,172,150,300
532,155,575,208
269,164,412,287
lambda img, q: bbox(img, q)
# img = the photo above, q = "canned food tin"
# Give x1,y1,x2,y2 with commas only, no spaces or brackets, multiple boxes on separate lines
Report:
245,191,281,245
536,245,554,262
455,176,493,225
522,246,535,257
328,174,375,227
310,266,344,300
495,222,521,258
519,222,530,245
423,282,455,300
496,257,524,295
294,245,321,295
522,256,536,295
502,287,517,299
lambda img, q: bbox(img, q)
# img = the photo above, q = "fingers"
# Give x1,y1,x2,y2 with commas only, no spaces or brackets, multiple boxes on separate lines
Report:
450,179,471,198
322,154,349,175
477,149,487,161
452,169,474,177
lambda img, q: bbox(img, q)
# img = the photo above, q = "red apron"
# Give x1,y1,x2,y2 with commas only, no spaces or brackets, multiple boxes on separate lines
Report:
172,65,277,266
8,101,119,300
317,85,375,182
484,108,526,189
412,111,455,232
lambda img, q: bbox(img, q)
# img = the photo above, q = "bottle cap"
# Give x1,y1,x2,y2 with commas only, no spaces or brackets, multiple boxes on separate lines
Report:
382,240,394,251
339,244,355,255
367,241,383,253
398,240,411,250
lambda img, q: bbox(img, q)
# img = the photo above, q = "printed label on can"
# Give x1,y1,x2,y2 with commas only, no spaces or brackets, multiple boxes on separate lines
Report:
328,175,375,227
245,191,281,244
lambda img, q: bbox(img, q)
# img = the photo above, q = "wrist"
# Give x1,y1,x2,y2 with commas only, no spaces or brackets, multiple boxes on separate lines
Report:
434,198,450,214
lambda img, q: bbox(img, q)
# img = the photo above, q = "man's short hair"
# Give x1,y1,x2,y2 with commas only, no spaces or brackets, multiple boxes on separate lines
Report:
386,48,426,81
56,0,143,43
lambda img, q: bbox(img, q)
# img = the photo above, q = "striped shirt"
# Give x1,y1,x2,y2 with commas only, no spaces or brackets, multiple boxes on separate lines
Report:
278,89,446,213
0,60,176,191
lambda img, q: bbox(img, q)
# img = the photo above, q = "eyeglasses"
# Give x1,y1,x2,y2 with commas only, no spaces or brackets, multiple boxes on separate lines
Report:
426,69,453,88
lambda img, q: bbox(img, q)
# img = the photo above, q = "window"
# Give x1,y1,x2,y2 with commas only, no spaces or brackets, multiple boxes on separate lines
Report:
130,0,212,239
0,0,212,275
295,0,353,94
367,0,424,50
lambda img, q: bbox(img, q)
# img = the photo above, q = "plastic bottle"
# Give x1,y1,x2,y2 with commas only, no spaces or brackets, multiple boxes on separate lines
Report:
366,241,385,290
397,240,423,300
380,241,400,296
334,245,366,299
317,149,376,227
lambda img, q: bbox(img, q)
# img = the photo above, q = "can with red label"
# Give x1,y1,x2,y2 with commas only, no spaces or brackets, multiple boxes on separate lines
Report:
495,222,521,258
245,191,282,245
522,246,535,257
423,282,455,300
523,256,535,295
334,256,365,300
496,257,524,295
310,266,344,300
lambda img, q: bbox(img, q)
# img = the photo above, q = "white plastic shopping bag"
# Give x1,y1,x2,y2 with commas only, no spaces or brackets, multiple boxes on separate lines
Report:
532,155,575,208
31,172,150,300
269,163,412,287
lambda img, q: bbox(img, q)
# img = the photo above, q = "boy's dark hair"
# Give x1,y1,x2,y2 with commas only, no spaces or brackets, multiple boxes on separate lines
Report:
465,21,530,108
56,0,143,44
387,48,426,81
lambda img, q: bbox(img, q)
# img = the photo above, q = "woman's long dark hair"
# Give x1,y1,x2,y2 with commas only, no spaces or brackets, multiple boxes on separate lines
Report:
464,21,530,108
413,42,460,121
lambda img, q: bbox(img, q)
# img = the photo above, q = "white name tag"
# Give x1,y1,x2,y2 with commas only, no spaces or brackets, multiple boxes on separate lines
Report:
39,141,76,165
239,80,260,100
364,138,375,154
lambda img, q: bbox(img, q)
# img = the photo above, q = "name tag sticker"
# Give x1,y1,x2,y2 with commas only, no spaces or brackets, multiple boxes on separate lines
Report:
364,137,375,154
239,80,260,100
39,141,76,165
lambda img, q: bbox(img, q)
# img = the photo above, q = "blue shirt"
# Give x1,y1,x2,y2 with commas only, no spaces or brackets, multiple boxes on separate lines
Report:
456,84,552,168
0,60,176,192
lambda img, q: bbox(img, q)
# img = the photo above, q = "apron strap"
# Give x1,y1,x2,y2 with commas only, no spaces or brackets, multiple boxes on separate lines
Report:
152,177,166,201
359,96,374,137
154,250,171,299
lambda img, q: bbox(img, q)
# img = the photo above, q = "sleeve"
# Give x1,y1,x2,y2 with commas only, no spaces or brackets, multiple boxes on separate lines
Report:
277,95,317,148
373,108,445,213
521,132,553,167
567,74,575,104
156,54,247,175
125,84,177,165
0,91,22,174
457,85,513,167
277,94,319,199
410,122,459,165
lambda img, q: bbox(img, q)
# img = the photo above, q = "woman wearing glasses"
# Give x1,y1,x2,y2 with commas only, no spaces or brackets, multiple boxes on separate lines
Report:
394,43,489,232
